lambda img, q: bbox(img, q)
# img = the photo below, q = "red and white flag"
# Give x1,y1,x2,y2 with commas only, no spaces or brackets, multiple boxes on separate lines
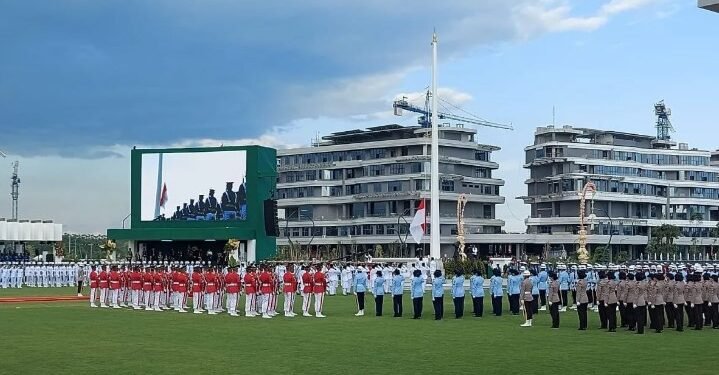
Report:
159,183,168,208
409,199,426,244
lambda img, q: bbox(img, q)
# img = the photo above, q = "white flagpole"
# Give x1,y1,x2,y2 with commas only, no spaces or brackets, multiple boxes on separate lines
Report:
430,32,440,260
154,153,164,218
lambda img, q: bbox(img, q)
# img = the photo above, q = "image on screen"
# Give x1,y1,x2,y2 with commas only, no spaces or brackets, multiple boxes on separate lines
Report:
140,151,248,222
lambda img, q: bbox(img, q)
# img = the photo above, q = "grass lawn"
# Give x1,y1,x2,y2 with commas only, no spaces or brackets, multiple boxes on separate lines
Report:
1,287,718,374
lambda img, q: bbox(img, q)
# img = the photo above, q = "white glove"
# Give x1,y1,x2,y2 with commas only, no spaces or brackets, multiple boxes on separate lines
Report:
519,304,524,311
674,304,678,308
548,301,553,306
709,302,713,307
691,303,695,308
602,302,607,307
650,305,655,309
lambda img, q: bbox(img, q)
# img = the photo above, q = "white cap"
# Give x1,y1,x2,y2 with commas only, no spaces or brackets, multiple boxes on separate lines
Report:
628,265,636,271
540,263,547,269
695,266,704,273
578,265,586,270
519,266,526,271
557,264,566,270
522,270,530,276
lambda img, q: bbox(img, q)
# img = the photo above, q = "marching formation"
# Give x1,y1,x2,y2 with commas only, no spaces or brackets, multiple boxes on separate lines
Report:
1,262,81,290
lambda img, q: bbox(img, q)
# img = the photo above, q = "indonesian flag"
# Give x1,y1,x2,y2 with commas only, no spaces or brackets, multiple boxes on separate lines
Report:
409,199,426,244
159,183,168,208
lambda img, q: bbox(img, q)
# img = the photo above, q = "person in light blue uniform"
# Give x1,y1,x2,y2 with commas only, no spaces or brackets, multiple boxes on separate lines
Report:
569,266,578,308
373,270,385,316
353,267,368,316
538,264,549,311
490,268,503,316
530,269,540,314
470,269,485,317
507,269,521,315
452,270,465,319
391,269,404,317
558,264,570,312
432,270,445,320
586,266,597,308
411,269,424,319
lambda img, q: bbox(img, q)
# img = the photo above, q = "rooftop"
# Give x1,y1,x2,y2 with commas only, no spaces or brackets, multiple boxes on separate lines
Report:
699,0,719,12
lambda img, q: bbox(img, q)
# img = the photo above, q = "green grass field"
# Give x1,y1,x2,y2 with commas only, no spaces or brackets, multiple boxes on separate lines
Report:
1,287,718,374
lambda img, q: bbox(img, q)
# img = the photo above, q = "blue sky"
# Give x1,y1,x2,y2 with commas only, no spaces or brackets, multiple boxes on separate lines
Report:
0,0,716,233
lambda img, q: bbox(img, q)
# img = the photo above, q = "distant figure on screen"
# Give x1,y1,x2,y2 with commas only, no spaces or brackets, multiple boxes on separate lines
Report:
187,199,197,221
172,206,181,220
236,179,247,220
195,195,206,220
221,182,238,220
180,203,190,220
206,189,220,220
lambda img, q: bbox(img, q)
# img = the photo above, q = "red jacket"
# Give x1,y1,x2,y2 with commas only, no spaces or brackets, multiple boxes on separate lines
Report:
283,272,297,293
99,271,109,288
191,272,203,293
142,272,153,292
302,272,314,294
89,271,99,288
109,271,121,290
225,273,240,294
259,272,273,294
312,272,327,293
153,273,164,292
130,272,142,291
244,273,257,294
205,273,218,293
171,272,181,293
177,273,188,292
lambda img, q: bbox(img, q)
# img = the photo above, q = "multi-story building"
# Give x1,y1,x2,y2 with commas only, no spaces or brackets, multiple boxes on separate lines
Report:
700,0,719,13
276,124,505,258
520,125,719,258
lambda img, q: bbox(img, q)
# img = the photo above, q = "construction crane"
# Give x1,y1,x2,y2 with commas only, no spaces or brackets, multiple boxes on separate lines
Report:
393,91,513,130
10,161,20,220
654,100,674,141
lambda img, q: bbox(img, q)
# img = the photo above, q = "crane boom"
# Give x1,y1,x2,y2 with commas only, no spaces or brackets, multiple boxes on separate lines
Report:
393,96,513,130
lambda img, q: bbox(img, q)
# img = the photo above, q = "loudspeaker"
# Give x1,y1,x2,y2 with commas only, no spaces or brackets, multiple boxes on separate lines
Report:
263,199,279,236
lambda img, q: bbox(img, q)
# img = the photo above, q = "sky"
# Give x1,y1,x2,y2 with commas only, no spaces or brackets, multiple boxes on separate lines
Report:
0,0,717,234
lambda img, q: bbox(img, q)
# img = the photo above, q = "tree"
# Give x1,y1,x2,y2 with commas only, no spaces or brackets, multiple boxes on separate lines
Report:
591,246,610,264
647,224,680,255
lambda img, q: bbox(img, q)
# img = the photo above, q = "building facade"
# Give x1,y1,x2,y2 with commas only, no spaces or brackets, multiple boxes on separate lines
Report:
276,124,505,259
700,0,719,13
520,125,719,258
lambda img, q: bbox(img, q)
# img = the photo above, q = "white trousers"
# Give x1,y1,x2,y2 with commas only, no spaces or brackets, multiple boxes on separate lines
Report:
153,292,160,308
131,290,140,307
90,287,97,306
302,292,312,313
245,293,256,315
314,292,324,314
261,293,271,315
284,292,295,313
193,292,202,311
100,288,108,306
328,281,337,295
205,292,216,312
175,292,185,310
341,280,351,294
226,293,238,313
110,289,118,307
143,291,151,306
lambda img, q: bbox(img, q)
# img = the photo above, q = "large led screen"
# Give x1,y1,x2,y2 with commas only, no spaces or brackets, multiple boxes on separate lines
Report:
140,151,248,222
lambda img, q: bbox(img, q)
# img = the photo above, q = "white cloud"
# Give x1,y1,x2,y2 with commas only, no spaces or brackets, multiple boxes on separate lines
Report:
601,0,658,15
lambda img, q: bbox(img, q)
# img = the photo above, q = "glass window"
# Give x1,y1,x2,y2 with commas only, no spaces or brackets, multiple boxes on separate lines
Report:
441,180,454,192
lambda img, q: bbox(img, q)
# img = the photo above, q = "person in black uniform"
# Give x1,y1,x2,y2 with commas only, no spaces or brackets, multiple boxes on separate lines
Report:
187,199,197,220
195,194,206,220
172,206,181,220
180,203,190,220
236,179,247,220
221,182,238,220
205,189,220,220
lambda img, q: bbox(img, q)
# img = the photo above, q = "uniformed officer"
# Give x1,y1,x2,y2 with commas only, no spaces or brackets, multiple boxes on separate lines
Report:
354,266,368,317
634,272,648,334
373,270,385,317
391,268,404,317
489,268,503,316
558,264,570,312
432,270,445,320
470,269,484,318
411,269,424,319
575,269,589,330
605,271,619,332
520,270,534,327
452,269,465,319
547,271,561,328
538,264,549,311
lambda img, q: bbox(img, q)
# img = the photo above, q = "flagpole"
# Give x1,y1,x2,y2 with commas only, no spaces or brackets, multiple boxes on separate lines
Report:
430,32,440,259
154,153,164,218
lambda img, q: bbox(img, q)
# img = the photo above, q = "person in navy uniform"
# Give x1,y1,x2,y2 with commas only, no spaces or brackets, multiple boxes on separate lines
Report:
411,269,424,319
221,182,238,220
507,269,521,315
452,269,465,319
194,195,206,220
489,268,503,316
186,199,197,220
432,270,445,320
236,179,248,220
205,189,220,220
391,269,403,317
470,269,484,318
180,203,190,220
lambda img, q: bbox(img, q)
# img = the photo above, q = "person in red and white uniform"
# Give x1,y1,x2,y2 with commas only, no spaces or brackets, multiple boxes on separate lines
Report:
176,268,188,313
89,265,99,308
109,265,122,309
152,266,164,311
142,266,154,311
119,265,129,308
225,266,241,316
191,266,204,314
283,264,297,317
244,266,257,317
313,265,327,318
259,265,274,319
204,266,219,315
301,266,314,317
130,266,143,310
268,265,279,316
99,265,109,308
171,266,181,311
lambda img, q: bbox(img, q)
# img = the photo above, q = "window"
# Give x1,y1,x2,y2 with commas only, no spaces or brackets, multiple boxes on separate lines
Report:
375,225,385,235
441,180,454,192
483,205,492,219
325,227,338,236
370,165,383,176
475,151,488,161
388,181,402,192
362,225,373,235
373,183,382,193
415,180,424,191
390,164,405,175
